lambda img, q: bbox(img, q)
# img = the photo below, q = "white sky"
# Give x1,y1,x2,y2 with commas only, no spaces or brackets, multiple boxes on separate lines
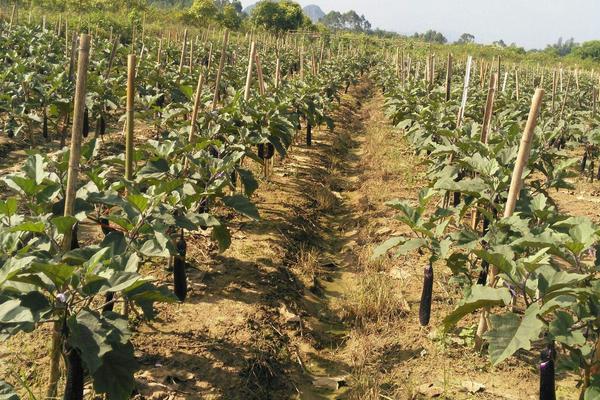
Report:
241,0,600,49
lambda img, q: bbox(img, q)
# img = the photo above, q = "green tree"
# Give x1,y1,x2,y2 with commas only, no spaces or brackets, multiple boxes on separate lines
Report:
221,3,242,29
573,40,600,61
251,0,306,32
320,10,371,32
413,30,447,44
456,33,475,44
545,37,578,57
189,0,218,20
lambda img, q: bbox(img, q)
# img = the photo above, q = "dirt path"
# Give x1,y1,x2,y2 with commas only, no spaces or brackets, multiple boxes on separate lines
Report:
129,80,375,400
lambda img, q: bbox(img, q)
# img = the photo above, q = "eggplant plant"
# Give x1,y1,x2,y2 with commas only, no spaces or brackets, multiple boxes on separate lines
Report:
374,56,600,397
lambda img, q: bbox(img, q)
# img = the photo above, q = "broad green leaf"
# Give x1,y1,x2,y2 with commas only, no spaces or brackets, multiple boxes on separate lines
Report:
584,377,600,400
223,195,259,220
27,262,75,288
238,169,259,197
51,216,78,235
485,305,545,365
443,286,512,329
0,198,17,217
126,194,149,213
549,311,586,346
4,176,38,196
91,341,138,400
212,224,231,252
0,380,18,400
67,310,131,375
0,292,50,323
394,238,428,257
372,236,404,259
8,221,45,233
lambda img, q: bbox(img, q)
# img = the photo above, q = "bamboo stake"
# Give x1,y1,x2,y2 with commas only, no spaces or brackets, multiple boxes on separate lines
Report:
457,56,473,126
496,56,501,91
179,28,188,74
551,69,558,112
187,70,206,151
125,55,136,180
560,68,564,92
157,37,162,65
48,33,91,400
212,30,229,111
275,57,281,88
470,73,498,229
481,73,498,144
243,42,256,101
104,36,119,80
299,45,304,79
475,88,545,343
445,53,452,101
593,87,598,118
560,73,572,120
189,38,194,72
68,33,77,80
255,51,266,96
515,69,520,101
8,2,15,31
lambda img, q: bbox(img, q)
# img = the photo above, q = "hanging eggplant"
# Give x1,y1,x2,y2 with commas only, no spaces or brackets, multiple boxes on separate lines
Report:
42,108,49,140
539,344,556,400
70,223,80,250
477,261,489,285
99,217,115,236
230,169,237,189
419,262,434,326
477,216,491,285
156,92,165,109
82,107,89,138
265,143,275,159
173,231,188,302
306,123,312,146
257,142,275,160
63,346,84,400
199,198,209,231
580,148,588,173
95,113,106,137
6,118,15,138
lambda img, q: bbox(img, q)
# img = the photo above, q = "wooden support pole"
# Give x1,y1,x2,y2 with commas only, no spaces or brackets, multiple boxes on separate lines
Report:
255,51,266,96
515,69,520,101
212,30,230,110
187,71,206,147
48,33,91,400
445,53,452,101
551,69,558,112
496,56,501,91
457,56,473,127
475,88,544,344
243,42,256,101
179,28,188,74
275,57,281,88
125,54,136,180
481,73,498,144
470,73,498,229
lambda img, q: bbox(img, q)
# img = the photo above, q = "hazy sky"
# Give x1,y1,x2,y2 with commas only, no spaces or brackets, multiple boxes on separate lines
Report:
241,0,600,49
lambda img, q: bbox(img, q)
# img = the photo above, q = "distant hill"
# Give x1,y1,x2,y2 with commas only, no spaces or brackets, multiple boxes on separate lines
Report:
243,1,326,22
303,5,325,22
